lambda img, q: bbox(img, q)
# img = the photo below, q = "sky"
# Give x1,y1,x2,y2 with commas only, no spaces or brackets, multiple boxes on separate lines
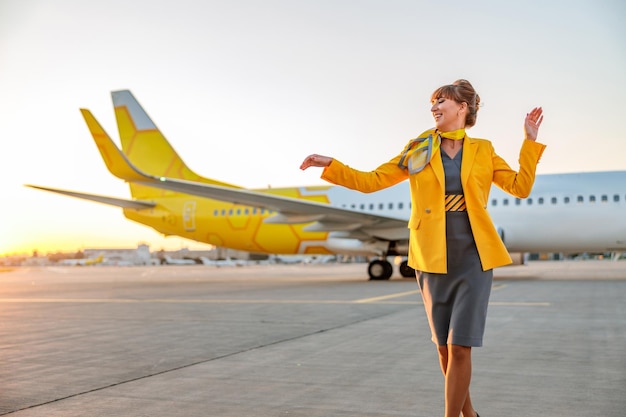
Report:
1,0,625,256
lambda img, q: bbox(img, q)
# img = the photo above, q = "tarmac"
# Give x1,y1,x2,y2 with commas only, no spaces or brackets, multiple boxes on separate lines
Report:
0,260,625,417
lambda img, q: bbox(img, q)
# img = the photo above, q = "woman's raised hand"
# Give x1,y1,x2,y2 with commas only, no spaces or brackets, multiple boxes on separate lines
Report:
300,154,333,170
524,107,544,141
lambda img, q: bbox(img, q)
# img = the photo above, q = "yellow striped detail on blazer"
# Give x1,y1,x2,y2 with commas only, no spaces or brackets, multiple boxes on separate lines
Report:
445,194,466,212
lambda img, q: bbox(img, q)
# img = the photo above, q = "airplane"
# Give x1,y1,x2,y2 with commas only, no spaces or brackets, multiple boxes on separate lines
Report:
161,255,197,265
59,254,105,266
199,256,246,267
27,91,626,280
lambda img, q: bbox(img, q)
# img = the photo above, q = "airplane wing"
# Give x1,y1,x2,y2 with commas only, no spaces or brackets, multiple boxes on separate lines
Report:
24,185,156,210
80,109,408,240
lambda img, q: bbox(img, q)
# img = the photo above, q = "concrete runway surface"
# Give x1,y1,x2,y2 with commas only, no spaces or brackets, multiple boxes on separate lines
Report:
1,261,625,416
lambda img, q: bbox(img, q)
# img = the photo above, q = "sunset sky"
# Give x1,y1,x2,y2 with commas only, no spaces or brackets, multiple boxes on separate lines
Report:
1,0,624,256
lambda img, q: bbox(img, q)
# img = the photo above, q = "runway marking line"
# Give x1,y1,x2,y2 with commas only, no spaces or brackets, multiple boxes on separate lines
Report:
354,289,421,303
0,297,550,306
0,298,415,305
0,283,538,306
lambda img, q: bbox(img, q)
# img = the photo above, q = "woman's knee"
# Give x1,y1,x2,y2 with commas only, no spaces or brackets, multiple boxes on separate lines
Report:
449,344,472,361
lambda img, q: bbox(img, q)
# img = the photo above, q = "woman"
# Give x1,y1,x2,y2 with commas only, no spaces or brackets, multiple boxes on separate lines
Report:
299,79,546,417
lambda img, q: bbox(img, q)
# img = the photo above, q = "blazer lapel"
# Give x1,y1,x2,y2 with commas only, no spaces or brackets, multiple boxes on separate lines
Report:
461,136,478,188
430,148,445,190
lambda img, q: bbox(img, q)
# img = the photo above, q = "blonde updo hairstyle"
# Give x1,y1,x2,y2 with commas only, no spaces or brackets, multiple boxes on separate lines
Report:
431,79,481,128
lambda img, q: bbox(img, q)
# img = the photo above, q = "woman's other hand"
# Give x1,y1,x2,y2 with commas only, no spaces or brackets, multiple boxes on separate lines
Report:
524,107,544,141
300,154,333,170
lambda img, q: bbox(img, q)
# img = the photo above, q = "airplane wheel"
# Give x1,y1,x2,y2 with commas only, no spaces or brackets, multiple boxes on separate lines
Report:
399,260,416,278
368,260,393,280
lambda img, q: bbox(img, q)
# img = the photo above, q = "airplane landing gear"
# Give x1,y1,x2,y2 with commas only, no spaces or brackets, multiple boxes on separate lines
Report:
367,259,415,280
368,259,393,280
399,260,416,278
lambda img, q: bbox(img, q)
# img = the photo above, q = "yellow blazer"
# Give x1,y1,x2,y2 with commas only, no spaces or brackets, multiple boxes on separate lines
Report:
322,137,546,273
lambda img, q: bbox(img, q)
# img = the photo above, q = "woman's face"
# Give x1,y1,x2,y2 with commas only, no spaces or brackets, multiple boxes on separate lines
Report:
430,97,466,131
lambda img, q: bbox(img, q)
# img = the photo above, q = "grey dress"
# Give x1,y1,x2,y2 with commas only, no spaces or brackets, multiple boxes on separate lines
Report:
417,148,493,347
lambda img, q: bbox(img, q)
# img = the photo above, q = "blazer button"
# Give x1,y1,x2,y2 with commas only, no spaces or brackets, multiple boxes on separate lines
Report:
425,208,431,214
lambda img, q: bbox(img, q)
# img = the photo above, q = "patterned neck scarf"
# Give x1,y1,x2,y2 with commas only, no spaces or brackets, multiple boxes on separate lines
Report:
398,128,465,174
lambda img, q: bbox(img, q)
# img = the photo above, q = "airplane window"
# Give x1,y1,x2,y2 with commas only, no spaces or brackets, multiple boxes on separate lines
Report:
614,195,620,202
351,204,356,209
503,199,509,206
244,208,249,215
551,197,557,204
589,195,596,203
564,197,570,203
229,209,233,215
388,203,393,210
527,198,533,205
252,208,257,214
491,199,497,206
379,203,384,210
369,203,374,210
515,198,521,206
398,202,404,209
601,195,608,202
360,204,365,210
577,195,584,203
538,197,544,204
221,209,226,216
260,209,265,214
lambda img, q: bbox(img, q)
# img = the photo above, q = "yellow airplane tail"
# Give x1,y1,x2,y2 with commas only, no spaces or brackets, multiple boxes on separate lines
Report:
110,90,240,198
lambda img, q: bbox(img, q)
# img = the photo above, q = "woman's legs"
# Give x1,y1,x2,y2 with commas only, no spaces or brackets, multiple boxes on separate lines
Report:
437,344,477,417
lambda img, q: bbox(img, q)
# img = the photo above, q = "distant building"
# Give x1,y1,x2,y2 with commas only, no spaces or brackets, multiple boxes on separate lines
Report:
84,244,158,266
4,244,261,267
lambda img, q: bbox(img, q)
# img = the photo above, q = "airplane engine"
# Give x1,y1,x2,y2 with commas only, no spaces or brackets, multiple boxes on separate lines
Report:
324,238,388,256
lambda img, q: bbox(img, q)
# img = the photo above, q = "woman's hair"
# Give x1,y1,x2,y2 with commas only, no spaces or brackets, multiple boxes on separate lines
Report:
431,79,481,128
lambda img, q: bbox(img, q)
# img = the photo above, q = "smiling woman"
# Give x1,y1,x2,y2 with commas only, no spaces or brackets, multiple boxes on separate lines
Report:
301,78,546,417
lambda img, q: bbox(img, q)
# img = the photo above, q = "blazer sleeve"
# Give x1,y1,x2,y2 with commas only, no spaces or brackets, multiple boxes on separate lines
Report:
320,153,408,193
493,139,547,198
